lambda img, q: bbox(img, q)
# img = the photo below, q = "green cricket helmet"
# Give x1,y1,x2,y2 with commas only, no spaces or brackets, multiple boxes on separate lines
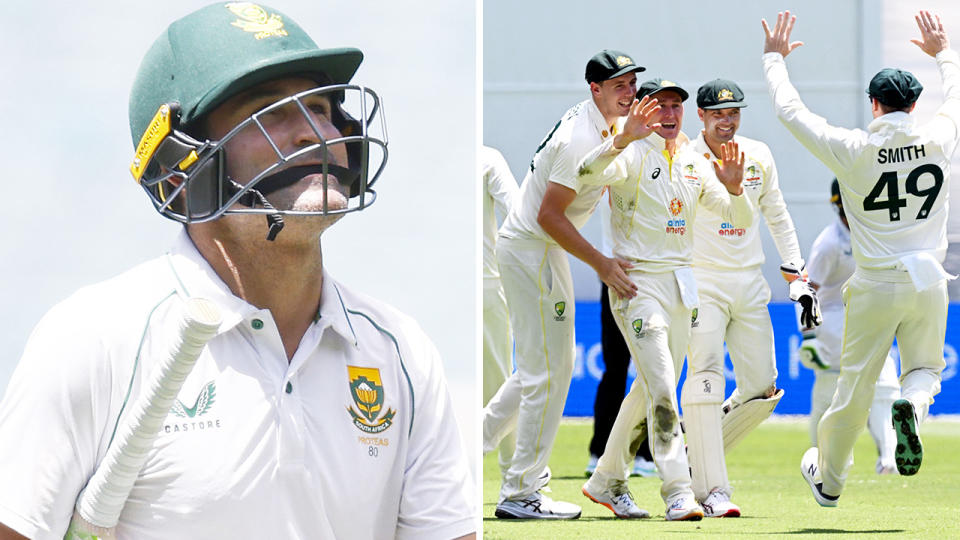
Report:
129,2,388,240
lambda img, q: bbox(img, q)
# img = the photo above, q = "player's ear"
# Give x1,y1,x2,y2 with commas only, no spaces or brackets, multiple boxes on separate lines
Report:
589,81,602,96
697,108,705,121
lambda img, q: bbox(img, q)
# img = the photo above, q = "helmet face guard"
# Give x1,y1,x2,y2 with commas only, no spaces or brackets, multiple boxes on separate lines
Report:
131,83,388,234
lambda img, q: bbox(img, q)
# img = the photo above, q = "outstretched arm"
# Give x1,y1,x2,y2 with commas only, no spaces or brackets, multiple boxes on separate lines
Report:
761,11,863,172
911,10,949,57
762,10,804,58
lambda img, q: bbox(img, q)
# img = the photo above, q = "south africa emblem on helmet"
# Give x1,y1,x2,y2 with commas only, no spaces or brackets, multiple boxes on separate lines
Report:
226,2,289,40
554,301,566,321
347,366,396,434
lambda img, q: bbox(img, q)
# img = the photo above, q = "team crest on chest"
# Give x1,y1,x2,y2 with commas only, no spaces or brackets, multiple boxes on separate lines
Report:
554,301,567,321
744,163,762,187
347,366,396,434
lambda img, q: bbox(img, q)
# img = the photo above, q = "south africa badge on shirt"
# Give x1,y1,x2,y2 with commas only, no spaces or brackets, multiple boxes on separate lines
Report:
347,366,396,434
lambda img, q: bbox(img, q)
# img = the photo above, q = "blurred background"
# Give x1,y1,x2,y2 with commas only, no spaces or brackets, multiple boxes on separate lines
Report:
483,0,960,416
0,0,477,472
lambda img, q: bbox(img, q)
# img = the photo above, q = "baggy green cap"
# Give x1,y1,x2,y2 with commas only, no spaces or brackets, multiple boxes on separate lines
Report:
129,2,363,147
585,50,645,84
697,78,747,109
636,78,689,102
867,68,923,109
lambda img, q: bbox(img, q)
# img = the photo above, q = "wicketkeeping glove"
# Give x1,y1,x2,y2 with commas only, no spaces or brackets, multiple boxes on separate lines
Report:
798,333,828,370
781,262,823,329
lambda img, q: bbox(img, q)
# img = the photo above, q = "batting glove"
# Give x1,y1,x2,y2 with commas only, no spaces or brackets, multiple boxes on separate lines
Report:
781,262,823,329
798,333,828,370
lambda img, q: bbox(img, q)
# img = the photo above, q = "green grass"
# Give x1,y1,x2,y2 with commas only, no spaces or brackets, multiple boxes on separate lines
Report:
483,418,960,539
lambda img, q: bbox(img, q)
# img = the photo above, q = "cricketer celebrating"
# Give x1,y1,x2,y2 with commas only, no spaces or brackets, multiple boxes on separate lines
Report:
484,50,646,520
800,180,900,476
577,79,753,521
0,4,474,539
762,9,960,506
683,78,817,517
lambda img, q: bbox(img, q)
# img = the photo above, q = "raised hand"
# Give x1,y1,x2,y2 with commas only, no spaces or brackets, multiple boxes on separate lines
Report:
712,141,745,195
911,10,949,57
762,10,804,58
613,96,661,150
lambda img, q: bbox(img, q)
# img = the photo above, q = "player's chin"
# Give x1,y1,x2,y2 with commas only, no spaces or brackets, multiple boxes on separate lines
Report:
286,175,350,213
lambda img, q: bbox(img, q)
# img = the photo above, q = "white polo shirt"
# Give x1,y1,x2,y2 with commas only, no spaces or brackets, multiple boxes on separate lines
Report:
499,98,618,243
0,231,473,540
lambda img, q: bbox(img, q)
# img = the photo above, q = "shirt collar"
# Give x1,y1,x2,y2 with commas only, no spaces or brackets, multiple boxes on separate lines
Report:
164,230,357,345
585,99,620,139
165,230,253,334
316,269,360,346
867,111,915,133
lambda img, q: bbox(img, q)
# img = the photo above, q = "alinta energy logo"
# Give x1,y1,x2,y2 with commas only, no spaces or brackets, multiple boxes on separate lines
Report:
347,366,396,434
165,380,222,434
554,301,567,321
718,221,746,238
666,198,686,235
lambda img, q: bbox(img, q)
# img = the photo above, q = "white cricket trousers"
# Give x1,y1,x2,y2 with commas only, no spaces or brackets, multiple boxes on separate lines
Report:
818,269,947,496
684,266,777,500
489,236,576,501
808,304,900,457
593,270,695,503
483,278,516,475
689,267,778,402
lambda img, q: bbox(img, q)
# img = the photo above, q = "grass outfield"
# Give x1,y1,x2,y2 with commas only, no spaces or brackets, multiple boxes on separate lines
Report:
482,417,960,539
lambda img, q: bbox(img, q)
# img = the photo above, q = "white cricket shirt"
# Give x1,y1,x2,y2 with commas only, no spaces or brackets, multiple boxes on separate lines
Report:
499,98,618,243
0,231,473,540
576,134,754,273
763,49,960,270
691,132,802,270
482,146,519,283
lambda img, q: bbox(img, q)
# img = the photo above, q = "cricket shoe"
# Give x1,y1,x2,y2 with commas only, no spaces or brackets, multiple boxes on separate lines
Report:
875,458,897,475
495,491,581,520
581,478,649,519
800,447,839,507
892,399,922,476
701,488,740,518
632,456,657,477
585,454,598,477
665,495,703,521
